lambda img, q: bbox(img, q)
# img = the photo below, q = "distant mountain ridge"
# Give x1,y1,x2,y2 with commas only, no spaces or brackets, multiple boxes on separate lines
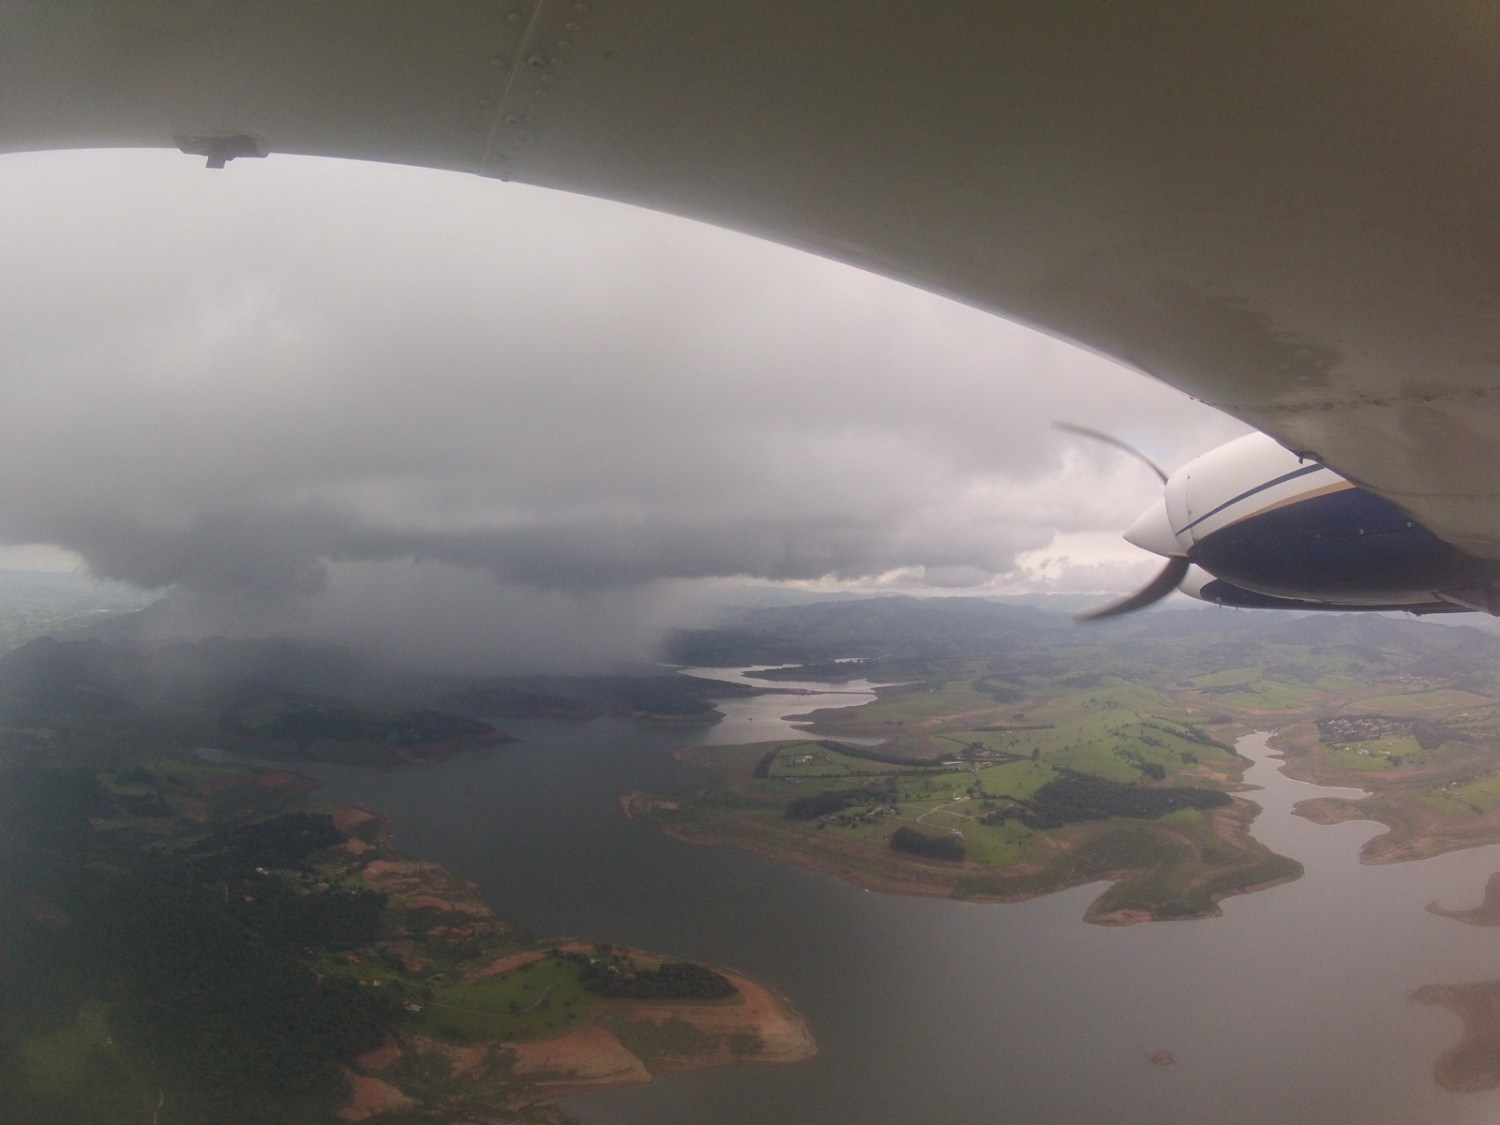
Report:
666,597,1500,691
0,632,756,769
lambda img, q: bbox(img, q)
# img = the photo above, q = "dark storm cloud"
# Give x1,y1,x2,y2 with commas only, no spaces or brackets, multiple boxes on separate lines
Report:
0,150,1243,663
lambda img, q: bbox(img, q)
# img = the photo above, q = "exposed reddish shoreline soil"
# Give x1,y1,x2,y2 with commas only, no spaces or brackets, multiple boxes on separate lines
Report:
344,953,815,1113
332,818,815,1117
498,965,816,1098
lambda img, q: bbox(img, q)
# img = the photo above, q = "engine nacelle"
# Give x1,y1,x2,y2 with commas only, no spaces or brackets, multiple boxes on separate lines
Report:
1124,433,1484,611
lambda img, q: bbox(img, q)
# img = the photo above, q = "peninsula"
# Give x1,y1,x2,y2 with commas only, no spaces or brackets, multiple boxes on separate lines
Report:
1271,712,1500,864
0,754,813,1123
624,660,1301,924
645,607,1500,924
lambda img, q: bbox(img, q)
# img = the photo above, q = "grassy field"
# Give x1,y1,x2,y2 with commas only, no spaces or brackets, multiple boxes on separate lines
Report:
419,959,598,1041
638,622,1500,916
1349,689,1494,714
636,657,1309,922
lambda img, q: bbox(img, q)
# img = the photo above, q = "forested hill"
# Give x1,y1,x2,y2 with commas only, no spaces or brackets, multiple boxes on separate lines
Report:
665,597,1500,692
0,636,510,769
666,596,1065,665
434,671,754,723
0,634,754,770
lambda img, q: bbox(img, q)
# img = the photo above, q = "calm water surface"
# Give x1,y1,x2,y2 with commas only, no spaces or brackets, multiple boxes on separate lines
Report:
272,678,1500,1124
677,665,890,745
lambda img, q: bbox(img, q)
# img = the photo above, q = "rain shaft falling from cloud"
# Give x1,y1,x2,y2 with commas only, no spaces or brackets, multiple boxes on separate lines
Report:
0,150,1244,668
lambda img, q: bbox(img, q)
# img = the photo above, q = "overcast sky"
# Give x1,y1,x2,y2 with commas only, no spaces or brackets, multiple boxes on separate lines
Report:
0,148,1246,668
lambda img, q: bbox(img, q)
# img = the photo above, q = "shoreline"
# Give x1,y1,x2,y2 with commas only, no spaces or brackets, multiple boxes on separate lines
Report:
504,963,816,1098
1428,871,1500,927
1295,793,1500,865
1413,981,1500,1092
1269,726,1500,865
619,788,1301,925
619,790,1014,902
295,781,816,1118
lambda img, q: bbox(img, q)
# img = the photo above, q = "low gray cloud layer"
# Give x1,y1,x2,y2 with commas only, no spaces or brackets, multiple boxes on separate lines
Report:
0,150,1243,667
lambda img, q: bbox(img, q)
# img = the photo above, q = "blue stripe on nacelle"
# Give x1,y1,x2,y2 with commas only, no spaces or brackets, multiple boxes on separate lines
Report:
1177,462,1326,537
1189,486,1477,604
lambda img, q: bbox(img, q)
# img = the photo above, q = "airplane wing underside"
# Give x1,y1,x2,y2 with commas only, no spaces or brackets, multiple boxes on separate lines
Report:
5,2,1500,559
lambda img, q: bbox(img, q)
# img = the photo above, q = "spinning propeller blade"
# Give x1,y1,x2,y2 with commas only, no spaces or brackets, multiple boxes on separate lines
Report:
1055,422,1187,621
1075,556,1191,621
1052,421,1168,484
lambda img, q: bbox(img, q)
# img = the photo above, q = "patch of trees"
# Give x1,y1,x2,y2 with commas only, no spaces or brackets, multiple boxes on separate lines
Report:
784,787,875,820
813,739,943,768
388,709,496,744
1450,669,1496,695
1113,743,1169,781
1412,718,1460,751
83,872,398,1122
889,826,965,861
237,878,387,950
0,771,405,1125
973,676,1024,703
188,812,344,879
784,778,896,820
1165,720,1232,751
550,948,736,1000
1060,673,1105,689
980,771,1230,830
1265,661,1321,681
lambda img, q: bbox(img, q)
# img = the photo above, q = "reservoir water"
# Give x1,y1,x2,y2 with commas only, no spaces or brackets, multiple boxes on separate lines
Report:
268,676,1500,1124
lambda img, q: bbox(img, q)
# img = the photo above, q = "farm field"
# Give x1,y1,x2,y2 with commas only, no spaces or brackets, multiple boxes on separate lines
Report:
637,611,1500,922
628,659,1301,923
